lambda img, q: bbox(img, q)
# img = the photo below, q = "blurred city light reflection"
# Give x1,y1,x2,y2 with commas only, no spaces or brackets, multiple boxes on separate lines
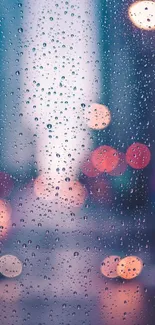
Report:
85,103,111,130
117,256,143,280
81,153,101,178
100,256,120,278
128,1,155,30
0,255,22,278
34,176,88,207
91,146,119,173
126,143,151,169
34,174,57,201
59,180,87,208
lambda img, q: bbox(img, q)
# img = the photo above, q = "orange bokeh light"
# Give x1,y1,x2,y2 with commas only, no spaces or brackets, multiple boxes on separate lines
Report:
126,143,151,169
59,180,87,207
100,281,143,325
100,255,120,278
91,145,119,173
34,174,58,200
108,152,127,176
0,199,12,238
34,175,87,207
117,256,143,280
81,153,101,177
85,103,111,130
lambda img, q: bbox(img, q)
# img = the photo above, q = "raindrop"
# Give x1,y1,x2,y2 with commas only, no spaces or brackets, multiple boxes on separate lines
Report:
74,252,79,257
18,27,23,33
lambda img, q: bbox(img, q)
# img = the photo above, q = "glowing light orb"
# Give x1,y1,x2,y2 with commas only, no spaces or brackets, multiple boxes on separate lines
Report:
0,255,22,278
100,255,120,278
91,145,119,173
85,103,111,130
59,180,87,207
81,153,101,177
128,1,155,30
34,175,87,207
108,152,127,176
34,174,57,200
117,256,143,280
0,199,12,238
126,142,151,169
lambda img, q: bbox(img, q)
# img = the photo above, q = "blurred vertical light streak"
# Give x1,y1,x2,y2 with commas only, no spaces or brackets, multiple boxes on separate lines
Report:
21,0,101,181
11,3,102,323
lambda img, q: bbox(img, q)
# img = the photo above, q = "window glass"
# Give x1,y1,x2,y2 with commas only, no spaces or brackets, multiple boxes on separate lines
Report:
0,1,155,324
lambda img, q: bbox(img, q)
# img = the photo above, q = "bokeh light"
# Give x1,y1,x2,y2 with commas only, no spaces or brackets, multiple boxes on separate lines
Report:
117,256,143,280
126,142,151,169
92,145,119,172
85,103,111,130
0,199,12,238
0,172,14,197
108,152,127,176
100,255,120,278
100,281,144,325
0,255,22,278
81,153,101,177
59,180,87,207
34,174,57,200
128,1,155,30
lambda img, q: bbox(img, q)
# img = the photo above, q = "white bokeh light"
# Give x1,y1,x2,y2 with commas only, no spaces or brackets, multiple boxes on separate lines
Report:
128,1,155,30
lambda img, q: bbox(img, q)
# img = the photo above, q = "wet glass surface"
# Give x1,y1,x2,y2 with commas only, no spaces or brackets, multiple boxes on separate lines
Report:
0,0,155,324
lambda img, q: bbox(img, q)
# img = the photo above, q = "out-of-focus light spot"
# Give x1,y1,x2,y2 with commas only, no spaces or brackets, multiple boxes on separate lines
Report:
126,142,151,169
88,178,112,204
91,145,119,172
100,281,143,325
100,255,120,278
81,153,101,177
59,180,87,207
34,175,87,207
117,256,143,280
128,1,155,30
34,174,57,200
0,172,14,197
108,152,127,176
85,103,111,130
0,255,22,278
0,199,12,238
